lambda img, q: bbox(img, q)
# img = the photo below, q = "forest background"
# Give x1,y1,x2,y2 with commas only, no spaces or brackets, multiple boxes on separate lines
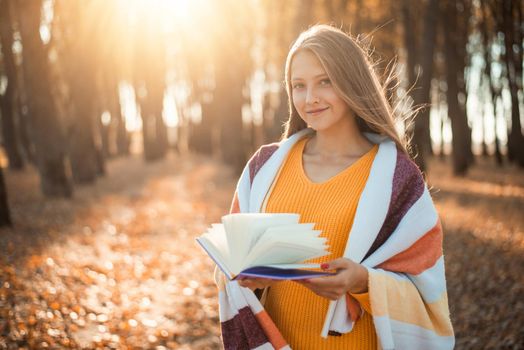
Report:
0,0,522,349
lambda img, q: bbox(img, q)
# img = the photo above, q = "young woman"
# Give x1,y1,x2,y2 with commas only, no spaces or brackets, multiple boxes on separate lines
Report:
216,24,454,350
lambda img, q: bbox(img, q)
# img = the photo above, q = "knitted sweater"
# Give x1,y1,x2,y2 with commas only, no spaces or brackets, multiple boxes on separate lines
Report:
263,137,378,349
221,128,454,350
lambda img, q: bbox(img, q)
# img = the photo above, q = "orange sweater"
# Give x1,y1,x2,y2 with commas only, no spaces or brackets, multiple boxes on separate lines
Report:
264,137,378,349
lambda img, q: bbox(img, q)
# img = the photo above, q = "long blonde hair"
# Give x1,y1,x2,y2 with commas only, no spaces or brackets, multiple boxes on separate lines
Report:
282,24,411,154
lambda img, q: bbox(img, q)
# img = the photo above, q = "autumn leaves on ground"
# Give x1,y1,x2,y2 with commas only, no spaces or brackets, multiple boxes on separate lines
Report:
1,154,523,350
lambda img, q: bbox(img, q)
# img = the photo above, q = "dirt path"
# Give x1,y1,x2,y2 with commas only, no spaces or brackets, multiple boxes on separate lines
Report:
1,153,235,349
0,154,523,349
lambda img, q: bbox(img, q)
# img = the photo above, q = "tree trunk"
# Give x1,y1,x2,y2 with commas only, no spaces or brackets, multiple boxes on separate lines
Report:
99,72,128,157
479,89,489,157
0,0,24,170
455,0,474,165
134,11,168,162
401,0,418,94
107,76,129,156
12,70,36,165
402,0,438,172
501,0,524,166
216,56,245,173
16,0,73,197
493,94,503,165
0,168,11,227
269,88,289,141
479,0,503,165
51,0,101,183
197,100,215,155
441,0,471,175
269,0,313,142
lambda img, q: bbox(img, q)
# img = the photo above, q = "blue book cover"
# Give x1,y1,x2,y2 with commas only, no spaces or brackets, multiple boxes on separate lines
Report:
235,266,335,280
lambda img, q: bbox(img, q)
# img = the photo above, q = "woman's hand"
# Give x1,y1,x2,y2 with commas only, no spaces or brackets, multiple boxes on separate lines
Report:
237,277,278,291
297,258,368,300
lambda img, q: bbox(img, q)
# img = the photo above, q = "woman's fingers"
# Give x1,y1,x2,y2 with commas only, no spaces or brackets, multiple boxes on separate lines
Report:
237,277,275,291
297,259,359,299
321,258,354,271
298,280,341,300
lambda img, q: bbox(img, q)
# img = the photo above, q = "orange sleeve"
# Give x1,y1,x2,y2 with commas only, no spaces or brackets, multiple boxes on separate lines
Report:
230,191,240,214
350,291,372,315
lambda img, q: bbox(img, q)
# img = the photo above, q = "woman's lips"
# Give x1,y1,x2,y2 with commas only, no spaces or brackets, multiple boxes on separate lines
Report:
306,107,329,115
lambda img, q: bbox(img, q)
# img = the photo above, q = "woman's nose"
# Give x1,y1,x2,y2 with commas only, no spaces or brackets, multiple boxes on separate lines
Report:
305,87,319,104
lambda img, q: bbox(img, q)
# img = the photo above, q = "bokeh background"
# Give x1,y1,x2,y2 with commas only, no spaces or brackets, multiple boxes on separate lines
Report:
0,0,522,349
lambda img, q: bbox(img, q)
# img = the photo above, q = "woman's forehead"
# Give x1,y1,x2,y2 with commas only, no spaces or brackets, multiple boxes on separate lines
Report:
291,50,326,79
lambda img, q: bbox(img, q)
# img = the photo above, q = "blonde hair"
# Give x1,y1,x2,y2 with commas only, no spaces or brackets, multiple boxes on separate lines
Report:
282,24,411,154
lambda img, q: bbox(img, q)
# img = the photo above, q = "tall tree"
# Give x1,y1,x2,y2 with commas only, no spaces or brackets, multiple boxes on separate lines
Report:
402,0,439,172
479,0,503,165
96,0,129,157
0,0,24,169
213,1,255,172
270,0,314,143
133,8,168,162
261,0,295,143
102,73,129,156
441,0,472,175
500,0,524,166
53,0,103,183
15,0,72,196
0,167,11,227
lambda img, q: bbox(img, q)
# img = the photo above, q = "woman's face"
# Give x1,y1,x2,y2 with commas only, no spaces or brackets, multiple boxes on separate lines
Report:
290,50,352,132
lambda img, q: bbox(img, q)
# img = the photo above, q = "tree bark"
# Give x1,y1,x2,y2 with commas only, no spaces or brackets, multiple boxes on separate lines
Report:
215,54,245,173
270,0,314,142
197,100,215,155
402,0,438,172
133,11,168,162
501,0,524,166
15,87,35,164
0,0,24,169
111,78,130,157
0,168,11,227
480,0,503,165
56,0,99,184
16,0,73,197
455,0,474,165
441,0,472,175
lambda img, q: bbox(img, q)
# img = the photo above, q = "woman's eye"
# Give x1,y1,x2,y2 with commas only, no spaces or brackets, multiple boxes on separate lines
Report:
320,79,331,85
292,83,304,89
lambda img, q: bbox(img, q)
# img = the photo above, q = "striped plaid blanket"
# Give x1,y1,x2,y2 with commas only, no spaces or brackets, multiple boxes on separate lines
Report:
217,129,454,349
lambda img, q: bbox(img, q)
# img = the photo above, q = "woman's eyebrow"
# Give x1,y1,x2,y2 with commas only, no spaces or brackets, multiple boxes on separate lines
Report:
291,73,328,81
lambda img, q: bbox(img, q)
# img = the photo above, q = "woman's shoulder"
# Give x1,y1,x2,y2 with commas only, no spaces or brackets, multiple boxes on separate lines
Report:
389,147,427,212
363,146,429,258
393,147,425,187
247,142,281,183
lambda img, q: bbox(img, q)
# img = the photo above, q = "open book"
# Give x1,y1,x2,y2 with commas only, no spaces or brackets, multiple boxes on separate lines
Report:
196,213,334,280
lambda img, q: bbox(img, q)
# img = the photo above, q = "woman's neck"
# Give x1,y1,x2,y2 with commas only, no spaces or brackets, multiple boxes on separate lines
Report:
306,122,374,158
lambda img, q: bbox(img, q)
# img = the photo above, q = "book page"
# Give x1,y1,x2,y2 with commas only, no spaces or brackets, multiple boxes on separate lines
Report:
244,241,329,268
195,236,234,278
221,213,300,271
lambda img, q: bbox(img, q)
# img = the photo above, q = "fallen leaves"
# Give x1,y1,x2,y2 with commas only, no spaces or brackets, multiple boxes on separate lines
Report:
429,158,524,349
0,154,232,349
0,154,522,349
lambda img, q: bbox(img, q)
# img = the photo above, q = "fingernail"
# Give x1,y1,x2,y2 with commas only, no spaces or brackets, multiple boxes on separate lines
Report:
321,263,329,270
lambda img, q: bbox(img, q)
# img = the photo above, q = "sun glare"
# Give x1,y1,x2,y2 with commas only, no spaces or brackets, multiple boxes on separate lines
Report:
122,0,200,29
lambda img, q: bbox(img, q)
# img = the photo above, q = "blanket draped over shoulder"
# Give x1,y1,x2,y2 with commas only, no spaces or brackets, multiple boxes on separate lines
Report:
216,129,454,350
